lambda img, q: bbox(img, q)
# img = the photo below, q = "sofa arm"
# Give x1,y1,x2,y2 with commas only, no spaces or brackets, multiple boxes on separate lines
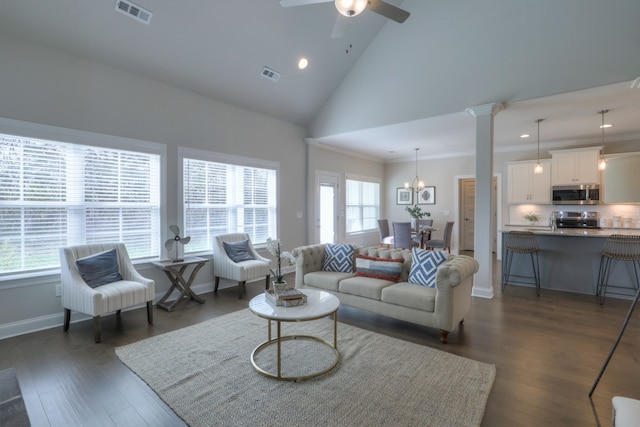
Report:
435,255,479,290
293,244,326,288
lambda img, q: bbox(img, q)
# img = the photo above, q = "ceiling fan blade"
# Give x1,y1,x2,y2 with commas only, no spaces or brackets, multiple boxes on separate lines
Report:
331,14,349,39
164,239,175,251
280,0,332,7
169,224,180,236
179,236,191,245
367,0,410,23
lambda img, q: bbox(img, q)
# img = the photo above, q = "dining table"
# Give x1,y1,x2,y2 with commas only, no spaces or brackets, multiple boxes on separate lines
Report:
414,226,437,249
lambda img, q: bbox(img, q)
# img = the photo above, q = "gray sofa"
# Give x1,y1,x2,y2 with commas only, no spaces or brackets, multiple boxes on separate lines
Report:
293,244,479,343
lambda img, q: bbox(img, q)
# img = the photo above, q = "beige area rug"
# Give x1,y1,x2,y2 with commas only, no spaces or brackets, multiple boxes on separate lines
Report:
116,309,495,427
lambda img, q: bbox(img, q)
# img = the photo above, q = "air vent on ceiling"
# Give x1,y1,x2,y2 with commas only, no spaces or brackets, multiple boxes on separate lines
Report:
115,0,152,25
261,67,281,82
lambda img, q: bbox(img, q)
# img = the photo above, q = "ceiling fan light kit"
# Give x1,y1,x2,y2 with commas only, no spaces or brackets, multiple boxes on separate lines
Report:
335,0,367,17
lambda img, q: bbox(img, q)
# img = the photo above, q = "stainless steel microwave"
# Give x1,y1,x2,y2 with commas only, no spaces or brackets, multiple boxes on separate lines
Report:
552,184,600,205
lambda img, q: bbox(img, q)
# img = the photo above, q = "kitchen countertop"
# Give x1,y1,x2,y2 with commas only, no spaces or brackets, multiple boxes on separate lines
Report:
501,225,640,237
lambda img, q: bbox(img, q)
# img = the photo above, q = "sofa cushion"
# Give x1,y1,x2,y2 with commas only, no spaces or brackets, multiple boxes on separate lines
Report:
339,276,395,300
355,254,404,282
322,244,355,273
223,240,255,263
76,249,123,288
304,271,353,291
381,282,437,312
408,248,448,288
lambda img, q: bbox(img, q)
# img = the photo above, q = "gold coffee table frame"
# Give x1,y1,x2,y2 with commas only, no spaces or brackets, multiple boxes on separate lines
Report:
249,290,340,381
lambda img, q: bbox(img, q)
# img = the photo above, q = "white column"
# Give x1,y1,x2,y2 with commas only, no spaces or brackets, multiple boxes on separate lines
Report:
465,103,503,299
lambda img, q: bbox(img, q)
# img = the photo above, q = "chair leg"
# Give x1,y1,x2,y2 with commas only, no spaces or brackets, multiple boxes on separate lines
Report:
214,276,220,292
93,316,101,343
116,309,121,316
265,275,270,290
238,281,246,299
63,308,71,331
147,301,153,324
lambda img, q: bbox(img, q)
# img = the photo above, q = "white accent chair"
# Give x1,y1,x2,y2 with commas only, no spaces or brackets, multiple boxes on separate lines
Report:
612,396,640,427
59,243,155,343
212,233,271,298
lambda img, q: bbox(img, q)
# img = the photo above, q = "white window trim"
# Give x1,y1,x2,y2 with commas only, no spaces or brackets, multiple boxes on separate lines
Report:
0,117,167,284
177,147,280,254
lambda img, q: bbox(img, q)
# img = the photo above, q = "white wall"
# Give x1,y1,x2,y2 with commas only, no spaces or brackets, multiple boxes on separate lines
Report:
0,36,309,337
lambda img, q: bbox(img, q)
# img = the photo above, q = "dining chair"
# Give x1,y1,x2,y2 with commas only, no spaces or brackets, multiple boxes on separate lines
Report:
392,222,419,250
378,219,394,247
424,221,455,253
412,219,434,247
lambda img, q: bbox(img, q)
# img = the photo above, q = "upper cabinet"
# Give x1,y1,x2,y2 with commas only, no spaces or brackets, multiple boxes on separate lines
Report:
549,147,601,185
507,160,551,204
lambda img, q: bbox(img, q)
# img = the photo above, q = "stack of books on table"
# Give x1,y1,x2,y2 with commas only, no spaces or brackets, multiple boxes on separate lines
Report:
265,287,307,307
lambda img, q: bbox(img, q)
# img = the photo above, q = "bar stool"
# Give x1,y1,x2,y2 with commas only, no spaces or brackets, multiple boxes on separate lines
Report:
595,234,640,305
502,231,540,296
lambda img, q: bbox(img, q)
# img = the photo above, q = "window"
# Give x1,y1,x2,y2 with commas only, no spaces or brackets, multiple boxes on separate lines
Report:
0,132,161,275
345,176,380,233
182,150,278,253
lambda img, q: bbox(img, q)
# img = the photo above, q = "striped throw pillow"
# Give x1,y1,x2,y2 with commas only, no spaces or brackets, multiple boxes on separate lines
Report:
355,255,404,282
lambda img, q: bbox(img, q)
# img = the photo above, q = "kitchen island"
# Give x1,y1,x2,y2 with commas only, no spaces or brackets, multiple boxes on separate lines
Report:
501,226,640,296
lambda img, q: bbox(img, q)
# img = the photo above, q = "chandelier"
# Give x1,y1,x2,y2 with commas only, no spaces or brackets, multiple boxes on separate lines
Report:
405,148,425,193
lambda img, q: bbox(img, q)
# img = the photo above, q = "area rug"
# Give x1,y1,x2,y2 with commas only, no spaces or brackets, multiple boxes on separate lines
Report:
0,367,31,427
116,309,495,427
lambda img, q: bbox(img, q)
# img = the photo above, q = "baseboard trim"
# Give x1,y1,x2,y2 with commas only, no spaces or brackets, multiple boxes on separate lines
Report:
0,277,272,341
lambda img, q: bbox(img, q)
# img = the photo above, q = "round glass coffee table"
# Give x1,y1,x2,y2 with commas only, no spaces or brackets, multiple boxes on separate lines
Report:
248,289,340,381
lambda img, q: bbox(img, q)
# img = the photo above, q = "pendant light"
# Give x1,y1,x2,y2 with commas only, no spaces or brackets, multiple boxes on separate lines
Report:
533,119,544,174
404,148,425,193
598,109,609,171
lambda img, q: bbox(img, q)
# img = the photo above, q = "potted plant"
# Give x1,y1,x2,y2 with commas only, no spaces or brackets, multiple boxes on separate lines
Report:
524,212,540,225
405,205,430,229
266,238,295,292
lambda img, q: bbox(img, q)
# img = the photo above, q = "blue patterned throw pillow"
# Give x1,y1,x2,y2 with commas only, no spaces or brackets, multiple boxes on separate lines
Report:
408,248,448,288
322,244,355,273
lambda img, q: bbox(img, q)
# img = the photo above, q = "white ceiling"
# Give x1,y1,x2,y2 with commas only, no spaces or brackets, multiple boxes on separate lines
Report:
1,0,639,163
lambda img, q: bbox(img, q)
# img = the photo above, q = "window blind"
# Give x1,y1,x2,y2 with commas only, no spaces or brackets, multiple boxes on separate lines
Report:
345,178,380,233
183,157,277,252
0,134,160,274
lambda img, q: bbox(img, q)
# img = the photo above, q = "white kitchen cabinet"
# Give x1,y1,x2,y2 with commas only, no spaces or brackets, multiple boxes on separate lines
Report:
507,160,551,204
550,147,601,185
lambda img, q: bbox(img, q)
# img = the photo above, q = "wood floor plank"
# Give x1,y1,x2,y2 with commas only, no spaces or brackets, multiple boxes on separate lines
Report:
1,259,639,426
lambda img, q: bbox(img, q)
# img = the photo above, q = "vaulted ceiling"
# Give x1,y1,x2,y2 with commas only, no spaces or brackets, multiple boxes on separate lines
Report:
1,0,639,162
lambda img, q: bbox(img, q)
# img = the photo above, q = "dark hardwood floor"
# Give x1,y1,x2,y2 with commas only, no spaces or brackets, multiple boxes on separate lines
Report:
2,254,639,426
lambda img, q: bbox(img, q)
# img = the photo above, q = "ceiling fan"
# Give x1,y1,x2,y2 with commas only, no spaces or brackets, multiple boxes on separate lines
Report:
280,0,410,39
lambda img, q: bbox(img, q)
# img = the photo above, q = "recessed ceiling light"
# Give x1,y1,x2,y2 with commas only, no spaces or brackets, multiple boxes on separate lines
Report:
298,57,309,70
600,124,612,128
520,134,531,138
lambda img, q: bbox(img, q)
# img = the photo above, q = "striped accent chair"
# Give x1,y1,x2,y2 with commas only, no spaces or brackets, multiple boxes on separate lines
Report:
212,233,271,299
59,243,155,343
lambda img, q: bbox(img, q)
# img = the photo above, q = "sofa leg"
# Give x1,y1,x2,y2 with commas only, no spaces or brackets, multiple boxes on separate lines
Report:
94,316,101,343
63,308,71,331
214,276,220,292
439,330,449,344
147,301,153,324
459,319,464,325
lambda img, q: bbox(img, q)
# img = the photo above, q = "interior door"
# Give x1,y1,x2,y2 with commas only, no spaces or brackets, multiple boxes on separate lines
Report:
460,177,497,252
316,172,339,244
461,179,476,251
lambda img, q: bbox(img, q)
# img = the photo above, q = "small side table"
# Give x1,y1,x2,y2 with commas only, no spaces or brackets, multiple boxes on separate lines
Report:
153,257,210,312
